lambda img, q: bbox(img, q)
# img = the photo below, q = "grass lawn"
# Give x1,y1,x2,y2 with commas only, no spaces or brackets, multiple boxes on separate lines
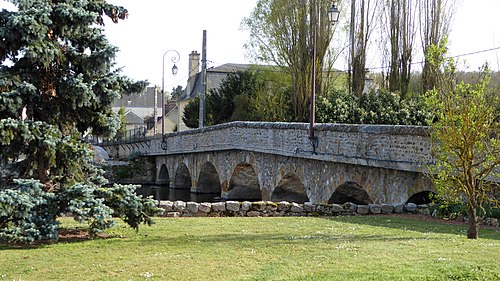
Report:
0,215,499,280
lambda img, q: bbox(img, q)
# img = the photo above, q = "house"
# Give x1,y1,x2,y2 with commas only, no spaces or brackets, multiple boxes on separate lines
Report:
113,51,255,134
154,51,254,133
113,86,163,135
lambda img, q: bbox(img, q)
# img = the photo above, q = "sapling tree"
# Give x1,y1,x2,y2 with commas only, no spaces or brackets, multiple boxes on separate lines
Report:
0,0,160,243
425,43,500,239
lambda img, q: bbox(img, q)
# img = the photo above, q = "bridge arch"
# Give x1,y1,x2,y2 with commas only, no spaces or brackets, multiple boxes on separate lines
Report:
157,164,170,185
157,164,170,199
406,190,438,205
328,181,373,205
196,162,222,194
174,163,192,189
272,173,308,203
226,162,262,201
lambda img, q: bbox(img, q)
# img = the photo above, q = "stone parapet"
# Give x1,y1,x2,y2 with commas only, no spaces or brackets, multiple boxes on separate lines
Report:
104,122,433,173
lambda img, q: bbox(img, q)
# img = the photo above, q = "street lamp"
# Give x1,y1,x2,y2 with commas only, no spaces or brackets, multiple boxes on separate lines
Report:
161,50,180,150
328,1,340,23
309,0,340,154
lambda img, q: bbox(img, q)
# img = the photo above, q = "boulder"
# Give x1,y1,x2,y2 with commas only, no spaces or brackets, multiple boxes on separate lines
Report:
303,202,316,212
357,205,369,215
290,202,304,213
266,202,278,212
393,203,404,214
198,202,212,213
247,211,261,217
331,204,344,213
241,201,252,211
277,201,291,211
404,203,418,213
186,202,199,213
343,202,358,213
369,204,381,214
381,204,394,214
173,201,186,212
226,201,241,212
212,202,226,212
252,201,267,211
159,201,173,212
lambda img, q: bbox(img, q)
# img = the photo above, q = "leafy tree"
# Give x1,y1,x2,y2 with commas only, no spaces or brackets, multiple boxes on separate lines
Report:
116,107,127,140
427,74,500,239
183,69,293,128
182,96,200,129
171,85,183,100
0,0,160,243
425,45,500,239
419,0,457,93
242,0,339,121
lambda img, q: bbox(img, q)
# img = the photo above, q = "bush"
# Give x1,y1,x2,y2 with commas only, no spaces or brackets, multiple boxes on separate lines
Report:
0,179,163,244
317,88,434,126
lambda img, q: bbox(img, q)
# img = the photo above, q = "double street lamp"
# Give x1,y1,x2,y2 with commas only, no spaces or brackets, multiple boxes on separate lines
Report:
161,50,180,150
309,0,340,153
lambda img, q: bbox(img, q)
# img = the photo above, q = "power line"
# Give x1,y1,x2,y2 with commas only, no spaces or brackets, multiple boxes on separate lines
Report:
366,46,500,72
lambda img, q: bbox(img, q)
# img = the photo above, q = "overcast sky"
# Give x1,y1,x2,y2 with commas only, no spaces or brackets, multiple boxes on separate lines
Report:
1,0,500,90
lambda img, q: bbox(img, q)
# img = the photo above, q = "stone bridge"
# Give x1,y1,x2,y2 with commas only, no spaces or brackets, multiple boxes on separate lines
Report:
102,122,435,205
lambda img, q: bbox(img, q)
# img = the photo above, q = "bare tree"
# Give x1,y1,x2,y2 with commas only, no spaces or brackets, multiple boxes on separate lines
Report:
242,0,340,121
380,0,417,96
419,0,457,93
349,0,381,97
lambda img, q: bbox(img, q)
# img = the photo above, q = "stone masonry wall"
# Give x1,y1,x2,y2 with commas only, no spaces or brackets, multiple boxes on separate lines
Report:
158,200,500,228
104,122,432,174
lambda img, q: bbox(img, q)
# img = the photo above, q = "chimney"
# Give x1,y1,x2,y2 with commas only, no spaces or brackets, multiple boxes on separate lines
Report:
186,51,200,95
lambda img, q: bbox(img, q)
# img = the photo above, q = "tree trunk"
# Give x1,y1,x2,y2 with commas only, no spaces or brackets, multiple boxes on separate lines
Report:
467,206,478,239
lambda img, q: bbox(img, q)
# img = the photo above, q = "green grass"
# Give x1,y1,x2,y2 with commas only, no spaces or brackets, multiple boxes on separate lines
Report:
1,216,499,280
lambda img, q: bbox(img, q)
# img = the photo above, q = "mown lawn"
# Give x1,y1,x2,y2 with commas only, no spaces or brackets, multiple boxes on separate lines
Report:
0,215,499,280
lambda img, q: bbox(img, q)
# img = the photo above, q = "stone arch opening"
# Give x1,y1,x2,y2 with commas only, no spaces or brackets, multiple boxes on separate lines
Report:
227,163,261,201
272,173,308,203
197,162,222,194
157,164,170,200
328,182,373,205
406,191,437,205
157,164,169,185
174,163,192,189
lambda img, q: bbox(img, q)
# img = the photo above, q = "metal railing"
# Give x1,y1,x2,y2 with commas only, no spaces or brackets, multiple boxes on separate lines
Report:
85,127,148,145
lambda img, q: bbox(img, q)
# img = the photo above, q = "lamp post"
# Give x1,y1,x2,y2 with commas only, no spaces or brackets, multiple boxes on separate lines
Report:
161,50,180,150
309,0,340,153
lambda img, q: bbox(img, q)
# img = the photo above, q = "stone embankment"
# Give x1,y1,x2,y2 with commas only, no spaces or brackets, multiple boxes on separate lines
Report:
158,200,500,227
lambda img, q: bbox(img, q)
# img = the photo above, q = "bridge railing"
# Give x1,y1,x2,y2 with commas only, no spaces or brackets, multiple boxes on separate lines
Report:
86,127,148,146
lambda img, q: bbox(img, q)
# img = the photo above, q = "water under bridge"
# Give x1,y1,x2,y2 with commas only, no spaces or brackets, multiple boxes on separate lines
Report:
100,122,436,205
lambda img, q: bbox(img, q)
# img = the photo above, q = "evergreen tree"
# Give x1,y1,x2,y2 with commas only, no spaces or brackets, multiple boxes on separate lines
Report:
0,0,159,243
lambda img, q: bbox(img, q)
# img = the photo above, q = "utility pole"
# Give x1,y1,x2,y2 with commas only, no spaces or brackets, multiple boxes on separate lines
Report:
199,30,207,128
153,85,157,135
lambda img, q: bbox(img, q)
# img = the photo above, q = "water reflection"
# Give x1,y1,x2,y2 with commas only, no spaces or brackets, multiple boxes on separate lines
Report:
136,185,220,203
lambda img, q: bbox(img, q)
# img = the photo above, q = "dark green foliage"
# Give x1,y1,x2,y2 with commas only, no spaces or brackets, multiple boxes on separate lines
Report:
182,96,200,129
183,69,292,128
0,179,58,243
317,88,433,125
96,184,163,231
0,1,158,243
0,179,162,243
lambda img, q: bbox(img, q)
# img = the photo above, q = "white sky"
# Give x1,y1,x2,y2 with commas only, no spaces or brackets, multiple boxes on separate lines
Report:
1,0,500,90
